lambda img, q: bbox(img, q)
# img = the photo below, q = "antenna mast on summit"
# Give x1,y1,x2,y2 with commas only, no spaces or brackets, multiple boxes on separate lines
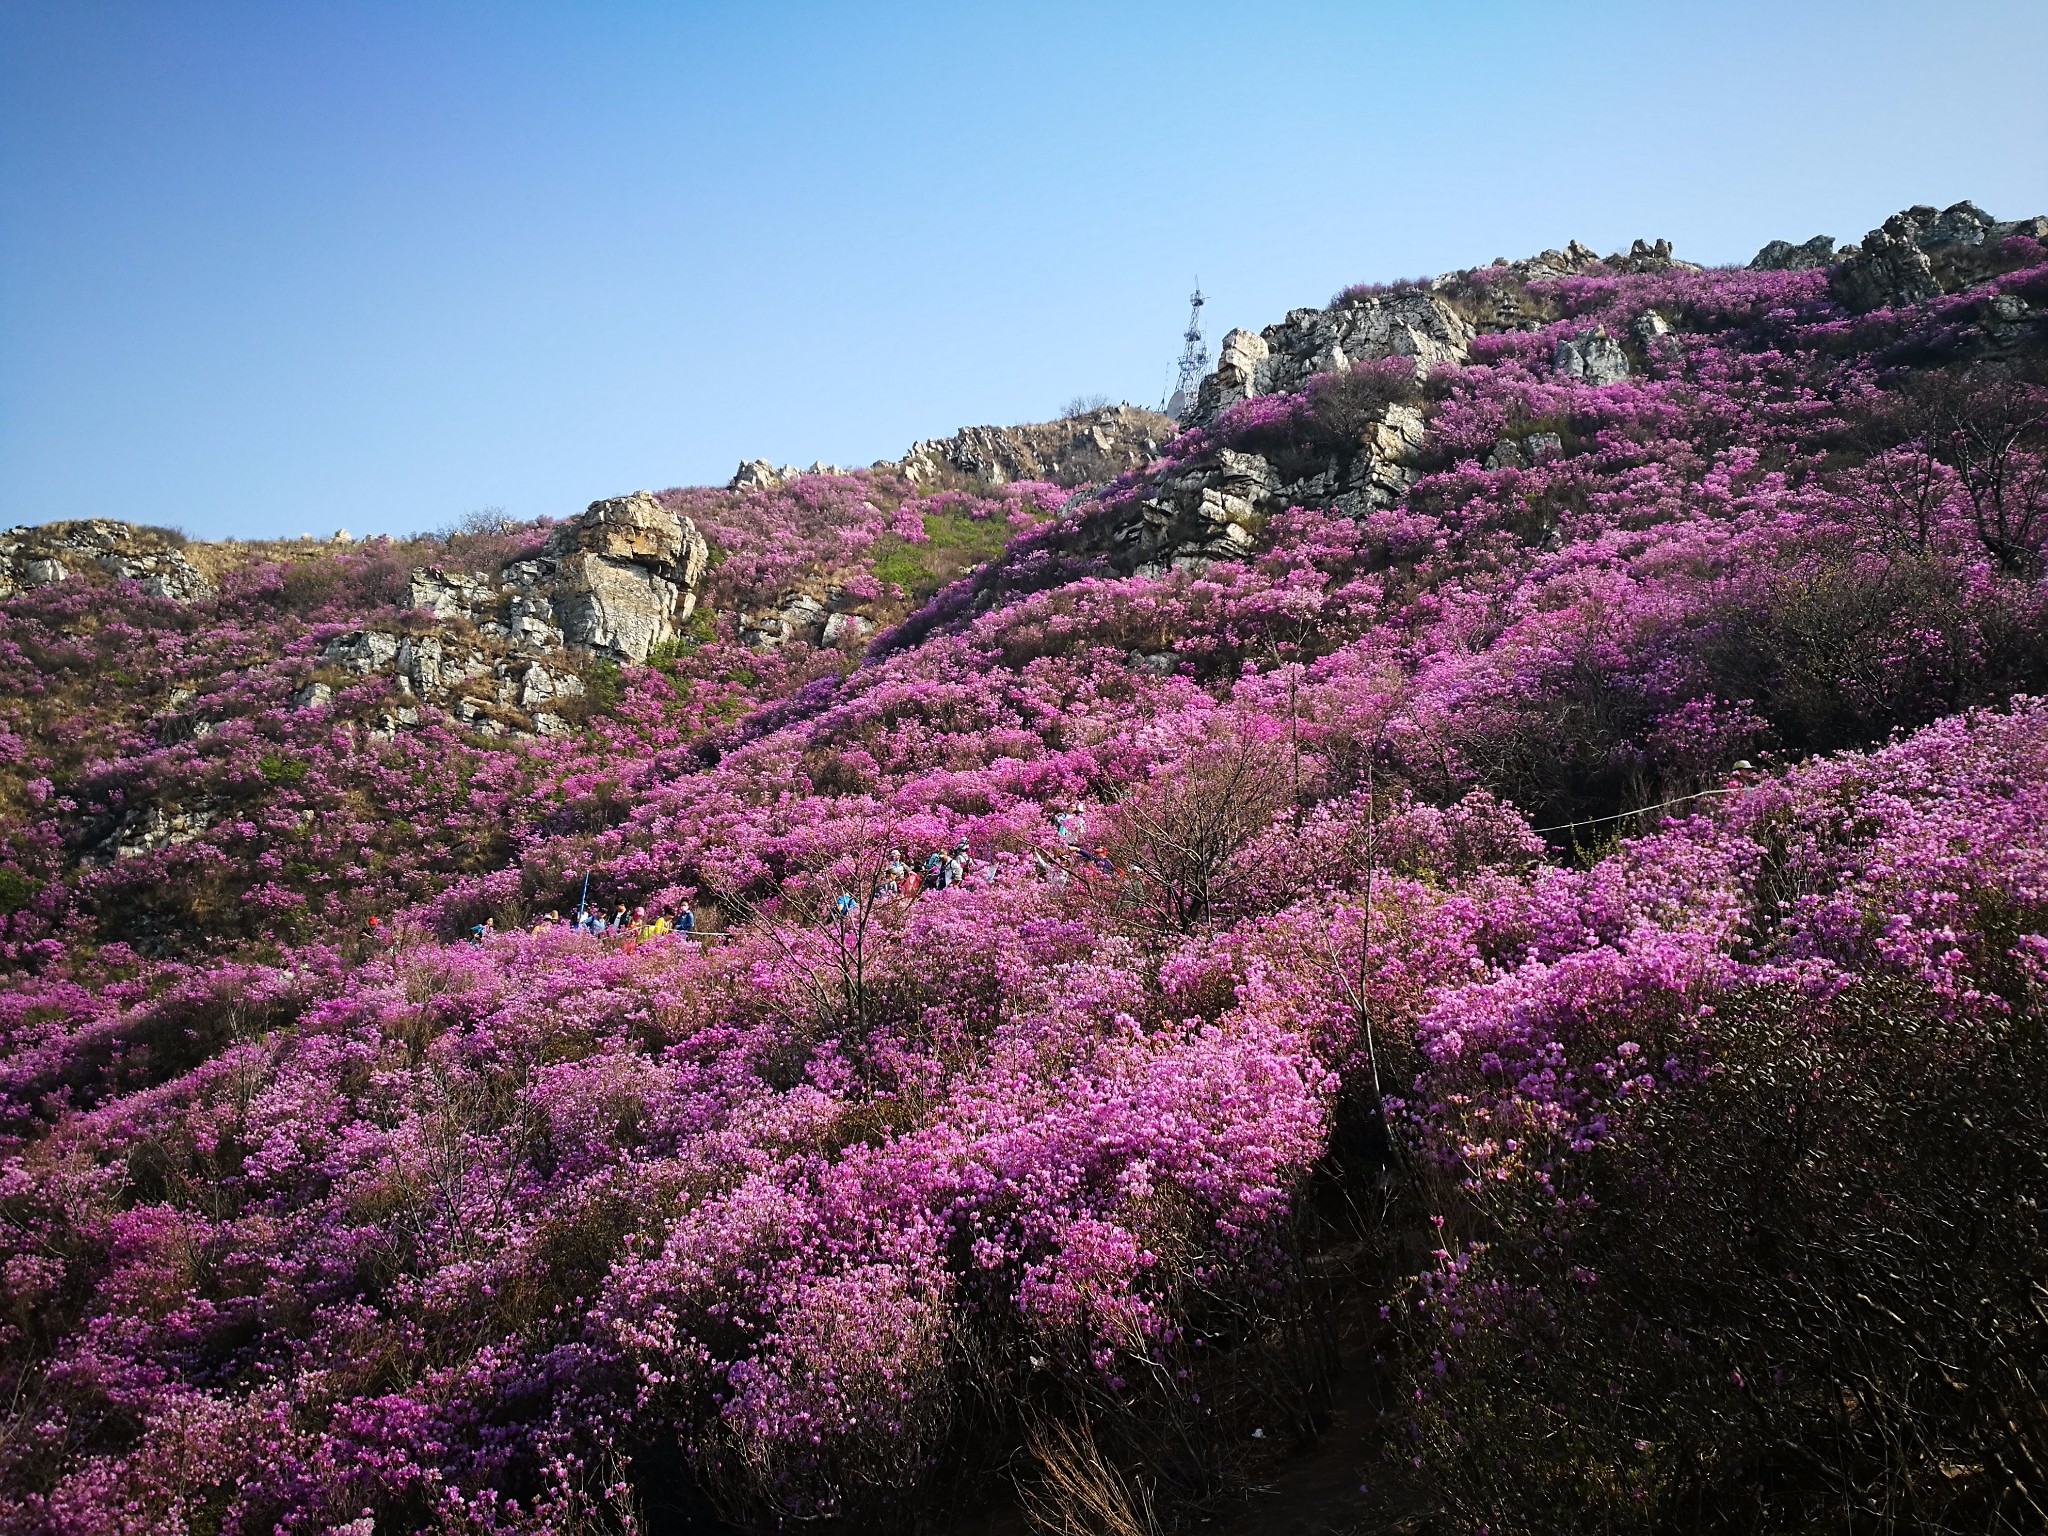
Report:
1165,283,1208,419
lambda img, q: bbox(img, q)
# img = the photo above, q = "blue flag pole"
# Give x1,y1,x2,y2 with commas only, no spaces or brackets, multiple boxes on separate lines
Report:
576,868,591,924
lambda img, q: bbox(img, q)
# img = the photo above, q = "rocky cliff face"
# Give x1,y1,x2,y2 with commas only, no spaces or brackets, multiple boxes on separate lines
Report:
310,490,710,737
730,406,1176,495
893,405,1177,489
1191,290,1474,424
374,491,709,665
1825,200,2048,312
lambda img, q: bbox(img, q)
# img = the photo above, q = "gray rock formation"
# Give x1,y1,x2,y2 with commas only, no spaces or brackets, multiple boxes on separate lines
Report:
893,405,1175,489
107,804,218,860
822,611,872,647
0,521,213,603
1074,400,1427,574
1749,235,1838,271
405,568,491,618
543,491,710,662
739,590,831,649
319,624,586,737
729,460,848,492
394,492,708,664
1497,239,1604,282
1190,290,1473,424
1603,238,1697,275
1830,201,2048,312
1554,326,1631,384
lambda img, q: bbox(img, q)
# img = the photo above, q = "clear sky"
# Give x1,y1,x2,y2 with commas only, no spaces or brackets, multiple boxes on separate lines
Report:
3,1,2044,540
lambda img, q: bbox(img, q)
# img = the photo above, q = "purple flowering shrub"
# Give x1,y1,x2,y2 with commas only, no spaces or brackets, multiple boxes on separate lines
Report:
0,248,2045,1530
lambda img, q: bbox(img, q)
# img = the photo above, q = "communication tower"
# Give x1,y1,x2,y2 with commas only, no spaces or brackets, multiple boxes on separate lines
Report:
1164,285,1208,419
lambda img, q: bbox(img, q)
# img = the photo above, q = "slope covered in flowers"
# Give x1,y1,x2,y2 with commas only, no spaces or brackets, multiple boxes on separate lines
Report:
1,226,2045,1535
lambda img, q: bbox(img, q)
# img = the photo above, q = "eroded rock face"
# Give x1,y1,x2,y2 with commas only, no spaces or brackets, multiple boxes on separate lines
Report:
1555,326,1631,384
1074,400,1427,574
894,405,1176,489
1192,291,1474,423
1604,238,1695,275
319,625,586,736
1830,201,2048,312
1750,235,1838,271
393,492,708,664
543,492,710,662
0,521,214,603
728,459,847,491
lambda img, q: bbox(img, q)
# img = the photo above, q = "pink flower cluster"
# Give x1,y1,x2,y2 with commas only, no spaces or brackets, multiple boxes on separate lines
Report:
0,244,2044,1529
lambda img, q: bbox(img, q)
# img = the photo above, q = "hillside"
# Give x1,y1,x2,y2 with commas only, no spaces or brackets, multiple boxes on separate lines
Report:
1,200,2045,1535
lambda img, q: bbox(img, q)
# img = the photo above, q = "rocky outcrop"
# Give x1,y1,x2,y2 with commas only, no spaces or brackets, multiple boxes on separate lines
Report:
318,625,587,738
729,460,849,492
299,491,705,740
1554,326,1631,384
739,590,830,649
1071,400,1427,574
542,491,710,662
1603,238,1695,275
107,804,218,860
392,492,708,665
1115,448,1282,569
1749,235,1839,271
892,406,1176,489
0,521,214,603
736,584,879,650
1191,291,1473,424
1829,201,2048,312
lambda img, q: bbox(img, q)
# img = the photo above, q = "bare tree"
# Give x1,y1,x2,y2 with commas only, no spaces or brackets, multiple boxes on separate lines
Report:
1109,732,1293,936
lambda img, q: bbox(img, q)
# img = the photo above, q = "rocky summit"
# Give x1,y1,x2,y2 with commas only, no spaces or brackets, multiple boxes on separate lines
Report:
2,199,2047,1536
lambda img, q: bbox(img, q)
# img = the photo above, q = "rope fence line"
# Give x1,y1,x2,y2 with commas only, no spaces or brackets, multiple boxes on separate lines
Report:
1531,785,1743,837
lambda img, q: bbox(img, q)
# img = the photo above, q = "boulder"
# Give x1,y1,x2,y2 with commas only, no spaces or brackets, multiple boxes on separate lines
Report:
543,492,710,662
1831,209,1943,312
324,631,401,674
112,804,217,860
1554,326,1630,384
406,568,489,618
730,459,793,492
822,612,872,647
739,590,831,649
1506,240,1605,281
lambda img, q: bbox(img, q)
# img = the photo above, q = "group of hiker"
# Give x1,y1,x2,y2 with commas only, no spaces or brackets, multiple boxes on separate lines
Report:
463,904,698,945
439,802,1123,948
828,805,1124,921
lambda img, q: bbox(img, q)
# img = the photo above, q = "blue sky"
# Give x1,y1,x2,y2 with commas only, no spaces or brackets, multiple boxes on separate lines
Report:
3,1,2044,540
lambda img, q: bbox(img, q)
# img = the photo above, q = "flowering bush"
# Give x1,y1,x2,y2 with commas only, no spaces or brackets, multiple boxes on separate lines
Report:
1,243,2045,1532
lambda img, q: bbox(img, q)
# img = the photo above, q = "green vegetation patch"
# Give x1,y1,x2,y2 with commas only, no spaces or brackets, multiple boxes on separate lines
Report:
870,509,1018,599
